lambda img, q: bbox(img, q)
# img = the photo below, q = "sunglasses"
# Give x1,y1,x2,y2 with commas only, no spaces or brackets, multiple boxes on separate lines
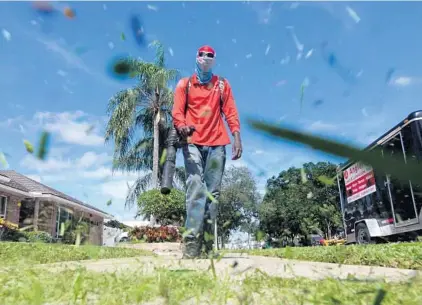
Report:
198,51,215,58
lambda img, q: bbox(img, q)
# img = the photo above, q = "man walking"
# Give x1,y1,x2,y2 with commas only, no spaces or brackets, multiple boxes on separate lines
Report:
172,45,242,258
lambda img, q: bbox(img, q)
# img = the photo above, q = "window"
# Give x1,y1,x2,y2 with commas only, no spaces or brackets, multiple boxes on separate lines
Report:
382,133,418,223
19,200,34,228
0,196,7,218
401,122,422,213
55,207,73,237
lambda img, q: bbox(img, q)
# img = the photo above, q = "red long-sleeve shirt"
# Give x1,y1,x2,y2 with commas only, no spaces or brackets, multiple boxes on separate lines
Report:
172,74,241,146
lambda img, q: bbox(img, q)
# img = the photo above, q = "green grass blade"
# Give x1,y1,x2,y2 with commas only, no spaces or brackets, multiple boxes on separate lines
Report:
248,119,422,186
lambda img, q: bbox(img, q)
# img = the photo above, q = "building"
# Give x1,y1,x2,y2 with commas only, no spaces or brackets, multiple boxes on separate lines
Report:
0,170,112,245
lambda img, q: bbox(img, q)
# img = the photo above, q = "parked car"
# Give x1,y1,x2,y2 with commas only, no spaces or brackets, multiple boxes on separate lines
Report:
310,234,325,246
117,231,129,243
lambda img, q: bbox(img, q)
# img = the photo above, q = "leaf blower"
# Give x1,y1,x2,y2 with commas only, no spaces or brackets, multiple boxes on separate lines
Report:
160,125,195,195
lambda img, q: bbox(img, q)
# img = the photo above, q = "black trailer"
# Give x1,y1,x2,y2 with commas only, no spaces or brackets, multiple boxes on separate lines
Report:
336,110,422,244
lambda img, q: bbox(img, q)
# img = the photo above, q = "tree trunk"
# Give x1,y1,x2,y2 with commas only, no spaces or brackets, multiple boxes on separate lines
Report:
152,110,160,188
327,222,332,240
150,110,161,226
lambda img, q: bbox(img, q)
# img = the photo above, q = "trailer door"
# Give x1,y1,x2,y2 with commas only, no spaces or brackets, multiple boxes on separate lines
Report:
382,133,419,227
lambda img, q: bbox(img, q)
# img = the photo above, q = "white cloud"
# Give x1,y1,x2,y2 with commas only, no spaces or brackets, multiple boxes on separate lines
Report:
20,154,72,172
302,113,388,148
2,111,107,146
20,151,113,173
77,151,110,168
21,150,144,204
81,166,142,180
41,175,69,183
34,111,104,146
307,120,337,132
81,167,112,179
0,116,25,129
100,180,134,200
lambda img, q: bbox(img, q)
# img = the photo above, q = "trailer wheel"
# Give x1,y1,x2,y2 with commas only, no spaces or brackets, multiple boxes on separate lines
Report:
355,223,375,245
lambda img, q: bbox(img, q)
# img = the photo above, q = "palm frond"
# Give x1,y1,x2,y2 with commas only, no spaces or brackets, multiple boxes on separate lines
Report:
112,137,154,172
125,173,153,209
105,87,142,157
133,61,180,92
149,40,165,68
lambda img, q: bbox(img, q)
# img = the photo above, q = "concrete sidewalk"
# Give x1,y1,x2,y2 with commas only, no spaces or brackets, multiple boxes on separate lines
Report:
44,253,420,283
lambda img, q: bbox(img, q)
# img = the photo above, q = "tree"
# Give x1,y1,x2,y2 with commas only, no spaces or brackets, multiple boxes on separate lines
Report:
317,203,342,239
104,40,180,209
217,166,260,248
137,189,186,226
259,162,342,245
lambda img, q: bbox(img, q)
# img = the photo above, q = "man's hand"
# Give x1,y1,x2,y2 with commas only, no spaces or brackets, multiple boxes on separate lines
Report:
177,125,195,138
232,132,242,160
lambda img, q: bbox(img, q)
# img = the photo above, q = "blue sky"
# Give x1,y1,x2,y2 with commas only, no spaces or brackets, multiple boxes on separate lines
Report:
1,1,422,221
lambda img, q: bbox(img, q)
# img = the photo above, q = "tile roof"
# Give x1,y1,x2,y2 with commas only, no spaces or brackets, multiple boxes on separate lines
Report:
0,170,110,216
0,173,29,192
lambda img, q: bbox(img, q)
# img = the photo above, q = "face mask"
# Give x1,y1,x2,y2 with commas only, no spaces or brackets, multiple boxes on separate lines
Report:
195,55,215,84
196,56,214,72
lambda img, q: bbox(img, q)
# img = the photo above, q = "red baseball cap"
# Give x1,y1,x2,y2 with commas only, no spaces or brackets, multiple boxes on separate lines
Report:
197,45,216,56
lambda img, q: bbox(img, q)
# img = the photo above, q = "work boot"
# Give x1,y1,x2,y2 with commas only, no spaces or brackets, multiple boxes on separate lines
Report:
181,236,201,259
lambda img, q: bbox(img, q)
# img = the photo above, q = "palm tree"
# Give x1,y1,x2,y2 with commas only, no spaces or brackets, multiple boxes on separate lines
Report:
105,40,180,211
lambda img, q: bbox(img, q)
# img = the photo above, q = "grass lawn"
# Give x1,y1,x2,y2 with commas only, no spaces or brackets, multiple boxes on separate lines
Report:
0,265,421,305
0,242,153,266
229,242,422,270
1,242,421,304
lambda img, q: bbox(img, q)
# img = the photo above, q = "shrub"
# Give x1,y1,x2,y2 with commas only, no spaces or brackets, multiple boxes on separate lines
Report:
129,226,146,240
129,226,181,243
24,231,53,243
137,189,185,226
62,231,88,245
61,218,90,245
